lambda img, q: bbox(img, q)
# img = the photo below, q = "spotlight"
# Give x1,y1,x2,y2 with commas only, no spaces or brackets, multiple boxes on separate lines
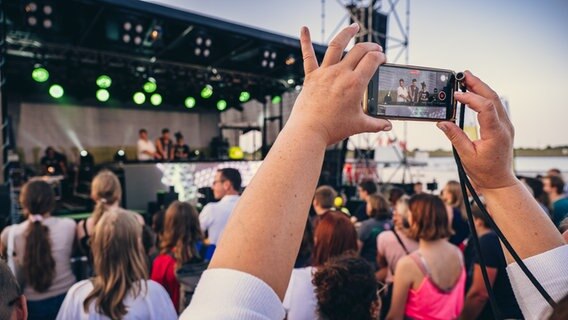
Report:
49,84,64,99
80,150,88,157
123,21,132,31
185,96,196,108
120,19,145,46
216,99,227,111
43,4,52,15
150,93,162,106
43,19,52,29
194,35,212,58
96,89,110,102
24,1,55,29
271,95,282,104
114,149,127,162
143,78,157,93
122,34,131,43
261,49,277,68
287,78,295,85
201,85,213,99
133,92,146,104
32,66,49,83
96,75,112,88
239,91,251,103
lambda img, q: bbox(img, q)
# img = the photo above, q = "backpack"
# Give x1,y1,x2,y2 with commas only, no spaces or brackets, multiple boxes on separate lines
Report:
174,243,215,312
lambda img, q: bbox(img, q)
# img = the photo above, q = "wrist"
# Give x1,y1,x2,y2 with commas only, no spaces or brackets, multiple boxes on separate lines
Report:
284,117,330,148
477,177,522,197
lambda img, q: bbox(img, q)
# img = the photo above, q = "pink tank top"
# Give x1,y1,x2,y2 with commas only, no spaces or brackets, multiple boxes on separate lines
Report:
404,251,465,320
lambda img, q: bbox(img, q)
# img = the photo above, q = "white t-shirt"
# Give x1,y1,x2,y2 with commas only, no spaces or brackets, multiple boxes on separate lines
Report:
397,86,409,102
56,279,177,320
199,195,240,244
282,267,317,320
0,217,76,301
137,139,156,161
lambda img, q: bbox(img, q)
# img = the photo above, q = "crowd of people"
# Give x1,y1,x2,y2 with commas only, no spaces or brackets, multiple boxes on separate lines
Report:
1,23,567,320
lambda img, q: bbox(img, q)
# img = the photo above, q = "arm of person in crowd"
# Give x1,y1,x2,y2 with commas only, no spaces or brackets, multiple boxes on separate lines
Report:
386,257,413,320
155,139,163,159
437,71,568,318
460,264,498,320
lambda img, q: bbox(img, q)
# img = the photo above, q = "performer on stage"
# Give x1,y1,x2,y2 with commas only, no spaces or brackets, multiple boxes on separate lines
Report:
137,129,157,161
156,129,173,161
172,132,190,161
40,147,67,176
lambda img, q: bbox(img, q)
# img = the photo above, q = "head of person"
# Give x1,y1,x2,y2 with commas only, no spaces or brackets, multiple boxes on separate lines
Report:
399,79,404,87
85,208,148,319
411,79,417,86
212,168,242,200
442,180,465,209
358,180,377,202
139,129,148,140
313,254,379,320
91,170,122,225
19,179,56,293
312,211,357,266
542,175,565,196
407,193,453,241
45,146,56,158
413,182,423,194
366,193,391,220
547,168,562,177
393,195,411,230
388,187,406,208
161,128,170,140
471,203,492,233
313,185,338,214
160,201,203,267
420,82,426,89
175,132,184,144
0,261,27,320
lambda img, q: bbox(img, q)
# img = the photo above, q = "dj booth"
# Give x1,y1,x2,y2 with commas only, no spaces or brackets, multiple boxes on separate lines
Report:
122,160,262,212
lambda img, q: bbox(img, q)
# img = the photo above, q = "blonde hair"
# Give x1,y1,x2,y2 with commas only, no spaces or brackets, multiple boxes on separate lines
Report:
91,170,122,226
160,201,203,268
84,208,147,319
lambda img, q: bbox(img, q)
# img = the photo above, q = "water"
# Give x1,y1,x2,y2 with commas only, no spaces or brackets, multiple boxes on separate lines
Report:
376,156,568,192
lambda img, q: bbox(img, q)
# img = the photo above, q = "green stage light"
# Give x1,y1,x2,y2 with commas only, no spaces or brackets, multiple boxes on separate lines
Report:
96,75,112,89
150,93,162,106
239,91,251,102
143,78,157,93
133,92,146,104
49,84,64,99
32,67,49,83
271,95,282,104
201,85,213,99
216,99,227,111
185,96,196,108
96,89,110,102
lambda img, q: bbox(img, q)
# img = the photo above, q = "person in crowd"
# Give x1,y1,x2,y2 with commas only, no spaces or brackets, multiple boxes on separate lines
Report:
172,132,190,161
387,194,465,320
413,181,424,194
310,185,337,228
56,208,176,319
408,79,419,104
294,219,314,268
142,225,159,274
156,128,173,161
388,187,406,208
542,175,568,227
40,147,67,176
181,25,568,320
441,180,470,246
357,193,392,269
152,209,166,248
547,168,563,179
397,79,410,103
353,180,377,222
76,170,145,259
151,201,206,312
461,204,522,319
283,211,358,319
312,253,380,320
199,168,241,245
376,195,419,318
0,179,76,320
0,260,28,320
137,129,157,161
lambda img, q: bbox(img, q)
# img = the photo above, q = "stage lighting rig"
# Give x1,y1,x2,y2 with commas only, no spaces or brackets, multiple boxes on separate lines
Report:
261,49,277,69
49,84,64,99
150,93,162,106
185,96,196,108
194,33,213,58
201,85,213,99
114,149,127,162
32,65,49,83
23,1,54,30
216,99,227,111
133,92,145,104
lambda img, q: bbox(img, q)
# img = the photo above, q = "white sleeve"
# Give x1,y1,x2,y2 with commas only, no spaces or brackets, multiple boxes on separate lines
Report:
199,205,214,231
506,245,568,320
180,268,285,320
56,286,80,320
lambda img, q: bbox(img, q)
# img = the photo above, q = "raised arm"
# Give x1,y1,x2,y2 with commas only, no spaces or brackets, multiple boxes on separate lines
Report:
207,24,390,299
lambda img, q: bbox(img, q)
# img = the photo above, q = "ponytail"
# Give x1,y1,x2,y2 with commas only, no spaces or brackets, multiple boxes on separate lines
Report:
92,199,107,226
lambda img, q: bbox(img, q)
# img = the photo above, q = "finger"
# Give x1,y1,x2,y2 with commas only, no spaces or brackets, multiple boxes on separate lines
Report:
437,121,475,157
342,42,382,70
454,91,501,134
354,51,385,81
300,26,319,75
463,71,509,122
360,115,392,133
321,23,359,67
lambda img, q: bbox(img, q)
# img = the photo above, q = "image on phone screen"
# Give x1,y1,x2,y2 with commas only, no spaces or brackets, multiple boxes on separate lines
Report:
374,65,455,120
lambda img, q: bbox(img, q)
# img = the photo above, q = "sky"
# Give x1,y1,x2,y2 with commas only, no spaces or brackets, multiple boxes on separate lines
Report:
146,0,568,150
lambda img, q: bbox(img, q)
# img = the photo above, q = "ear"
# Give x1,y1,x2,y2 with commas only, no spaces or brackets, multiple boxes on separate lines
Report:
17,295,28,320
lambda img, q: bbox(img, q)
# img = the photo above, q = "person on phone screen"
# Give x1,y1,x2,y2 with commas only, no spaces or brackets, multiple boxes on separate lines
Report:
419,82,429,105
397,79,410,103
408,79,419,104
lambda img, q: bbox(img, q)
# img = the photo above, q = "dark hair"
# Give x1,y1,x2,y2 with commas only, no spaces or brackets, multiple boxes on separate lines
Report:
0,260,23,319
367,193,391,220
139,129,147,134
218,168,242,191
20,179,56,293
314,185,337,210
545,175,565,195
295,218,314,268
388,187,406,208
160,201,203,267
471,203,491,228
399,78,404,82
407,193,453,241
312,211,357,266
548,168,562,176
162,128,170,134
313,254,378,320
175,132,183,140
358,180,377,195
412,79,417,82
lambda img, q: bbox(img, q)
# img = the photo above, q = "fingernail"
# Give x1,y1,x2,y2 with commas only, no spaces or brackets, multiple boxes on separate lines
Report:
384,123,392,131
454,91,463,95
437,122,448,132
301,26,308,35
350,22,359,29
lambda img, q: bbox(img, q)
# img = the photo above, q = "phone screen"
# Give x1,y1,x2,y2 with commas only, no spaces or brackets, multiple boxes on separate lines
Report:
366,64,456,120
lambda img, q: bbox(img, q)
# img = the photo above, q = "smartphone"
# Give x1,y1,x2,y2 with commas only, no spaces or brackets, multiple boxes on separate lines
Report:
363,63,457,121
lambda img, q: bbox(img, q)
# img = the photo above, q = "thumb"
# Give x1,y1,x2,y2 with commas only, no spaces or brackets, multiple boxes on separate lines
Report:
360,116,392,133
437,121,474,156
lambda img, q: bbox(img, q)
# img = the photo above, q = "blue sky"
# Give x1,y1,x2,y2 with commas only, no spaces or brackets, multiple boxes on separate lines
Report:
147,0,568,150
